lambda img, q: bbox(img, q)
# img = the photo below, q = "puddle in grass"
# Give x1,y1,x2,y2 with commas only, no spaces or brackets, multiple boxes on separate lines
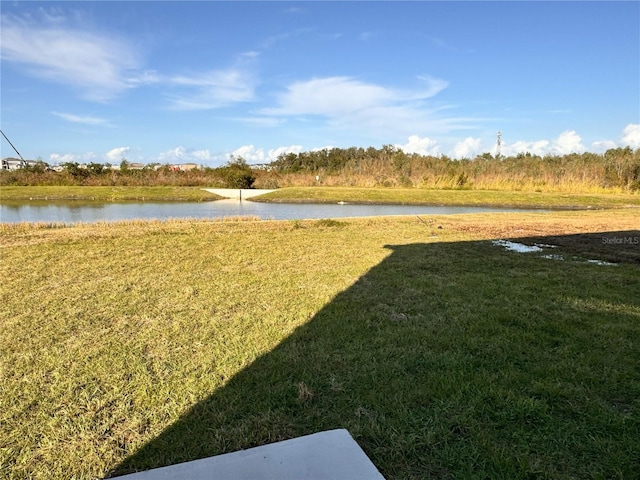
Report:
491,240,543,253
584,259,617,266
492,240,617,266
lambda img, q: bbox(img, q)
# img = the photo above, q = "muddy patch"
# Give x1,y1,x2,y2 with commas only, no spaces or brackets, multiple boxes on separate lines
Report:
492,230,640,265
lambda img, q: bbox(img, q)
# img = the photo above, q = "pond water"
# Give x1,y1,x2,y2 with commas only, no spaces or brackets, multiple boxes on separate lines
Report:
0,199,546,224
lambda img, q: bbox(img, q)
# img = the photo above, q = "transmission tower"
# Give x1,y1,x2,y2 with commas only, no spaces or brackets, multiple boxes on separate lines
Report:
496,131,502,159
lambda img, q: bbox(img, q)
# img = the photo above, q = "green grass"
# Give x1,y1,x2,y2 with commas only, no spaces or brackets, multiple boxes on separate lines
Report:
256,187,640,209
0,186,220,202
2,185,639,209
1,210,639,479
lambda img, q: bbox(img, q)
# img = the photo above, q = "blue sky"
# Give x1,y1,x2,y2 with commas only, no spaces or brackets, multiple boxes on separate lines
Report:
1,1,639,166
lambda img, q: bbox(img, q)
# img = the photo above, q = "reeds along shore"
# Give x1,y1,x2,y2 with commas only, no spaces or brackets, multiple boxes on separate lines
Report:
2,146,639,193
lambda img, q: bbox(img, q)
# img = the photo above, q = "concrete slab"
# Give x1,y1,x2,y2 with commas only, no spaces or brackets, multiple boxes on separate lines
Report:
114,429,385,479
203,189,275,200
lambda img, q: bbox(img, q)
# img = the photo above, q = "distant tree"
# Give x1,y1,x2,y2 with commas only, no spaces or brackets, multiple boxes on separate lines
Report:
24,159,48,173
217,156,255,188
61,162,89,177
86,162,106,175
226,155,250,168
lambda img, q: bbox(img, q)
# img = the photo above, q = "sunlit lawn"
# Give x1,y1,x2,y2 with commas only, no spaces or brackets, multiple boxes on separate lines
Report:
1,210,638,479
255,187,640,209
0,186,218,202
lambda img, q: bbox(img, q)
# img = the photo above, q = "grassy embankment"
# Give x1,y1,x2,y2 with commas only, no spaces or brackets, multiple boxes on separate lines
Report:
1,210,639,479
254,187,640,209
1,185,639,210
0,186,219,202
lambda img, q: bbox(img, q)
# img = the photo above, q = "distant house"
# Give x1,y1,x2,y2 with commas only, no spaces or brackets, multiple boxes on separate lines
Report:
1,158,26,170
1,158,47,170
170,163,201,171
252,163,272,171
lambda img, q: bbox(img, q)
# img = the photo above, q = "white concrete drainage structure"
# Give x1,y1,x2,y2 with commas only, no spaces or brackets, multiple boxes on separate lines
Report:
114,429,386,479
203,189,275,200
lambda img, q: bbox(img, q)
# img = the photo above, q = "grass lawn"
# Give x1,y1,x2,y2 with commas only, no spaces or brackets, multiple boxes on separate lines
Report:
2,185,639,210
1,210,639,479
0,186,219,202
255,187,640,209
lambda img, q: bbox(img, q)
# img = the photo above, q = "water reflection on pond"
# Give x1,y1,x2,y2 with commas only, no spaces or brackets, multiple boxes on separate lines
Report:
0,199,546,224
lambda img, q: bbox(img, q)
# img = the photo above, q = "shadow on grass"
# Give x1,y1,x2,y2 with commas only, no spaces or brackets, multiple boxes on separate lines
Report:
111,231,639,479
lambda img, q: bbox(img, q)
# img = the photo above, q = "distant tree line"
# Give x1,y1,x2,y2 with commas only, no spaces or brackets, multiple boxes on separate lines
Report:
1,146,638,192
269,145,640,192
0,156,256,189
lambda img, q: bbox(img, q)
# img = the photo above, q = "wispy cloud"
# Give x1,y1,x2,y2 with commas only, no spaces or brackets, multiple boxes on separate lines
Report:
262,76,449,116
258,75,477,138
166,68,256,110
51,111,111,126
359,31,374,41
259,28,313,49
1,11,141,101
1,9,259,111
234,116,285,128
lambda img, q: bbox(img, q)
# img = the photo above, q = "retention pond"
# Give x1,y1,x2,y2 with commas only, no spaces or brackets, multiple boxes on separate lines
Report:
0,199,549,224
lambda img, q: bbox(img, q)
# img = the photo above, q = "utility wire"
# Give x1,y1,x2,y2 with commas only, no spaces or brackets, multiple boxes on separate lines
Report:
0,129,25,161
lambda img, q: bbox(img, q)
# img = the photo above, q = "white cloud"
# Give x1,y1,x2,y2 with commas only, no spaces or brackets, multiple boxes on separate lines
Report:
502,130,585,156
167,68,256,110
591,140,618,153
588,124,640,152
1,12,140,101
311,145,339,152
452,137,482,158
229,145,265,163
51,111,110,126
621,123,640,149
240,51,259,59
49,152,97,164
263,75,448,117
257,75,478,139
228,144,304,163
552,130,586,155
414,75,450,99
267,145,304,160
503,140,551,157
105,147,131,162
127,69,161,87
235,116,285,127
396,135,440,156
157,146,214,164
263,77,392,116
